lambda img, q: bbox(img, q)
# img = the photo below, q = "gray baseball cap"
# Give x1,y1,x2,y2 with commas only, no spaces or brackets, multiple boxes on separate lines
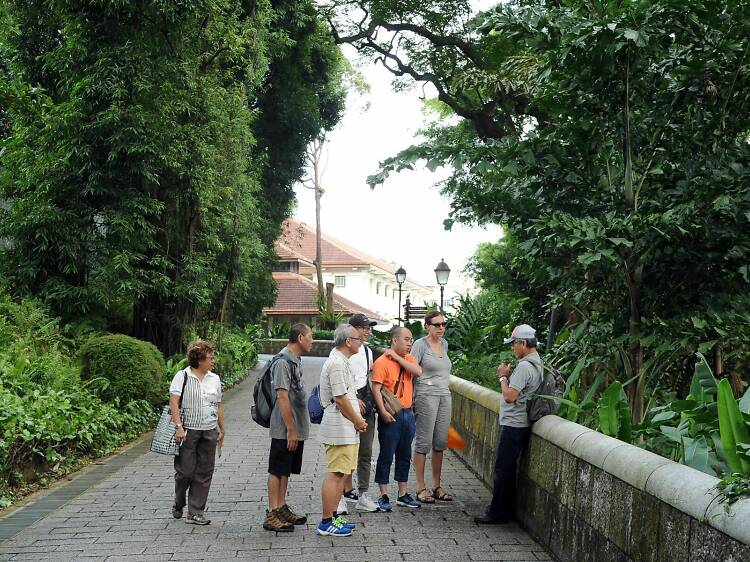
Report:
503,324,536,344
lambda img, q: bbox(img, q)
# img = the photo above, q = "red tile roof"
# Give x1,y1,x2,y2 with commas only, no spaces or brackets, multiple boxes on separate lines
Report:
264,273,384,320
278,218,397,275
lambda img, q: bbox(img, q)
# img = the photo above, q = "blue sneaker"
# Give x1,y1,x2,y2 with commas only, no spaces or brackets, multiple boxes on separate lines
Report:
317,518,352,537
377,494,393,512
333,514,355,530
396,493,421,508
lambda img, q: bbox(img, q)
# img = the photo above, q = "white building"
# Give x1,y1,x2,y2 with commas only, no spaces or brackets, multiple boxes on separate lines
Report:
274,218,433,324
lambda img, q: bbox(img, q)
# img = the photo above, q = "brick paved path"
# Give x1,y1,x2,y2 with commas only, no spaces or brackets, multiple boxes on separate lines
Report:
0,356,551,561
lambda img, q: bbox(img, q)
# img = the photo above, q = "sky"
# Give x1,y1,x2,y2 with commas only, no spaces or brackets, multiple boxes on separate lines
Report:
291,45,502,291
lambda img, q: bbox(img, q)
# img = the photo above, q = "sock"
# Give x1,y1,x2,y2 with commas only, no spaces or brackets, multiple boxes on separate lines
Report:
322,517,332,525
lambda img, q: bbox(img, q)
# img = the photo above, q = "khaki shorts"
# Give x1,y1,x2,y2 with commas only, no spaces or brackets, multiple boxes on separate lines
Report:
325,444,359,474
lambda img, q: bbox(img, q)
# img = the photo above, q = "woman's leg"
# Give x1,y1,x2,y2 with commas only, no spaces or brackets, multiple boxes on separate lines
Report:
174,429,200,510
413,393,438,492
187,428,218,516
431,394,452,492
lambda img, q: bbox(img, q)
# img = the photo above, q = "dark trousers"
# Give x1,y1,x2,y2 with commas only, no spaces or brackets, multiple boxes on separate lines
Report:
174,428,218,516
356,409,376,493
488,425,531,520
375,408,415,484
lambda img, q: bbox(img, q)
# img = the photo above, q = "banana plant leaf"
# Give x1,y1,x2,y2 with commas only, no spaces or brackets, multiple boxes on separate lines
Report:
717,378,750,475
682,436,714,475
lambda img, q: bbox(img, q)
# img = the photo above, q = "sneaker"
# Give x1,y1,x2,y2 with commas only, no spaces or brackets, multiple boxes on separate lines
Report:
355,493,381,512
396,493,421,508
332,514,355,530
317,519,353,537
343,488,359,501
263,509,294,532
377,494,393,512
336,496,348,515
186,514,211,525
277,504,307,525
171,505,183,519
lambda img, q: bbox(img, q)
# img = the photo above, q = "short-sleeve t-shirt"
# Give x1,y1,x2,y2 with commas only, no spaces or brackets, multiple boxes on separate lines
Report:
169,368,222,430
269,347,308,441
319,348,360,445
411,337,451,396
371,353,417,409
499,351,543,428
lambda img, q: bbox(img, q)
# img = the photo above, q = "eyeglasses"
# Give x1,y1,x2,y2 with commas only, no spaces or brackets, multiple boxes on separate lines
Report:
429,322,448,328
347,336,362,342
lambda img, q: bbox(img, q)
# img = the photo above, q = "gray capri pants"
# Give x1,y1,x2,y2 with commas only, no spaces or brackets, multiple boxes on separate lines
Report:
414,392,452,454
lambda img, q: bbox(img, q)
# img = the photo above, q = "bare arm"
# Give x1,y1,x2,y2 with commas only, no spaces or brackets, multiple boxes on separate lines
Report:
170,393,187,442
334,394,367,431
217,402,225,444
383,349,422,376
276,389,298,451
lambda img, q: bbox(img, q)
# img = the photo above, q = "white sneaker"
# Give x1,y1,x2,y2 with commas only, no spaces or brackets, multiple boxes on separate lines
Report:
336,496,348,515
355,493,381,512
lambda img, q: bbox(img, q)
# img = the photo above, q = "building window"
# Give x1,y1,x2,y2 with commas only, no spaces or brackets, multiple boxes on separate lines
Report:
335,275,346,288
272,260,299,274
384,286,389,297
376,282,381,295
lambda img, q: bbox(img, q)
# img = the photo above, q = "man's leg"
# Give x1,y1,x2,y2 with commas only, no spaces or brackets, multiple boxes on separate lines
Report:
483,426,530,522
356,409,376,495
322,472,346,519
374,415,400,488
394,409,415,497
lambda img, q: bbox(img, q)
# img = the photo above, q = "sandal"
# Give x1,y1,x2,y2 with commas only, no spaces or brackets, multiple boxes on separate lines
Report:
432,486,453,501
416,488,435,504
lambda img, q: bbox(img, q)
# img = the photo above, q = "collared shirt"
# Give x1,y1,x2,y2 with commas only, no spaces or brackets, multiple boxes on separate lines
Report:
348,344,373,390
169,368,222,430
319,348,360,445
499,351,543,428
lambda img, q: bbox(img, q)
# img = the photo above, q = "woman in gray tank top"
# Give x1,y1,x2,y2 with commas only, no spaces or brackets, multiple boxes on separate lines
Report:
411,311,454,503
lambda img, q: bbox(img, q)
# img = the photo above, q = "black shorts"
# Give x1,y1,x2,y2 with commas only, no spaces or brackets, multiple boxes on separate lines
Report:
268,438,305,477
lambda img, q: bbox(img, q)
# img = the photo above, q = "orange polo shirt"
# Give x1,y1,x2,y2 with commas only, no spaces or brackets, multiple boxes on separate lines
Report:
371,353,417,408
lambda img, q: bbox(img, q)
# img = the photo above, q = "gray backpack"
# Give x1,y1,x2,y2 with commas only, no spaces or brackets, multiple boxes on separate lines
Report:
526,364,565,423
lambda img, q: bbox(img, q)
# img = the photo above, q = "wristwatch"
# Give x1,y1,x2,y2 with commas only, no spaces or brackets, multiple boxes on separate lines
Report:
499,376,508,384
175,422,183,429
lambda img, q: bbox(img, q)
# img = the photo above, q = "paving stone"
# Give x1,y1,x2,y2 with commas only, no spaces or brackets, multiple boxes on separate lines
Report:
0,356,549,561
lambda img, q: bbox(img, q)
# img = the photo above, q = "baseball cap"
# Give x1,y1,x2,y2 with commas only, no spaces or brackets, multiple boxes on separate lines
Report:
349,313,377,328
503,324,536,344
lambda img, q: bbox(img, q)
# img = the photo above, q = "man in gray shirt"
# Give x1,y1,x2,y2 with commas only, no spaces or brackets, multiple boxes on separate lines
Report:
475,324,543,525
264,323,313,533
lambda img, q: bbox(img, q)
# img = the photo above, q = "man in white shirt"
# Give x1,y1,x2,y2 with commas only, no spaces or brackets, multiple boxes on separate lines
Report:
342,314,381,513
317,324,368,537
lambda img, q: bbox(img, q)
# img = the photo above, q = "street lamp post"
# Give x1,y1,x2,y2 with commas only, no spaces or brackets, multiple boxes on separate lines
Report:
434,259,451,310
395,266,406,326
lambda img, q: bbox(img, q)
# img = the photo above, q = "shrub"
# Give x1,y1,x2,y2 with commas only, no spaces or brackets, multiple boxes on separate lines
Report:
79,334,166,407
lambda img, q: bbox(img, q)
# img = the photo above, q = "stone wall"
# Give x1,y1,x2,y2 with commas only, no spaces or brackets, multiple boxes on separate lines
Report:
259,339,336,357
448,375,750,562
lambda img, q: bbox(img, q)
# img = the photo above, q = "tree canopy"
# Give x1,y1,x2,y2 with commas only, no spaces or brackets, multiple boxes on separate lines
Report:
327,0,750,419
0,0,348,355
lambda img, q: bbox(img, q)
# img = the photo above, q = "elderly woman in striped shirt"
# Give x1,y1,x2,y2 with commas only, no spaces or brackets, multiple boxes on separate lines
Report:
170,340,225,525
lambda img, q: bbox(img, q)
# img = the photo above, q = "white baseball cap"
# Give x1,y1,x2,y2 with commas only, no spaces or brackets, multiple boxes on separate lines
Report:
503,324,536,344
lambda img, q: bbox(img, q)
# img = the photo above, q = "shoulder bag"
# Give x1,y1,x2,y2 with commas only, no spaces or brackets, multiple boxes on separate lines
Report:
379,365,404,417
150,370,188,456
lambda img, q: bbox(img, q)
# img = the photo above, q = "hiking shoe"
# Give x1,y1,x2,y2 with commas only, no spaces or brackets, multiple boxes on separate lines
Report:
263,509,294,532
343,488,359,501
336,495,348,515
377,494,393,512
396,493,421,508
355,493,380,512
171,505,183,519
277,504,307,525
317,519,353,537
186,514,211,525
333,514,355,530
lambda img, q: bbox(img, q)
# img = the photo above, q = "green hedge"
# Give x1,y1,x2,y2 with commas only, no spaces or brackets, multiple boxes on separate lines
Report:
79,334,167,407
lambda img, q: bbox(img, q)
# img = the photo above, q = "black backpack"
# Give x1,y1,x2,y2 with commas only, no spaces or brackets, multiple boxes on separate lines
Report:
251,354,297,428
526,363,565,423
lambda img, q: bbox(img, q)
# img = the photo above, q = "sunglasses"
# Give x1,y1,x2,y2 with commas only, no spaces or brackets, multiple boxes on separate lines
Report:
429,322,448,328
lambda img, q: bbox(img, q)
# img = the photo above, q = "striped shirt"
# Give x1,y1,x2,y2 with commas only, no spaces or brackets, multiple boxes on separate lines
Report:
319,348,359,445
169,368,222,430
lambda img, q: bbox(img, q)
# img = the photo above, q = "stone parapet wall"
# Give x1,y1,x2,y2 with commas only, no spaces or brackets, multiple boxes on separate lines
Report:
259,339,336,357
448,375,750,562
